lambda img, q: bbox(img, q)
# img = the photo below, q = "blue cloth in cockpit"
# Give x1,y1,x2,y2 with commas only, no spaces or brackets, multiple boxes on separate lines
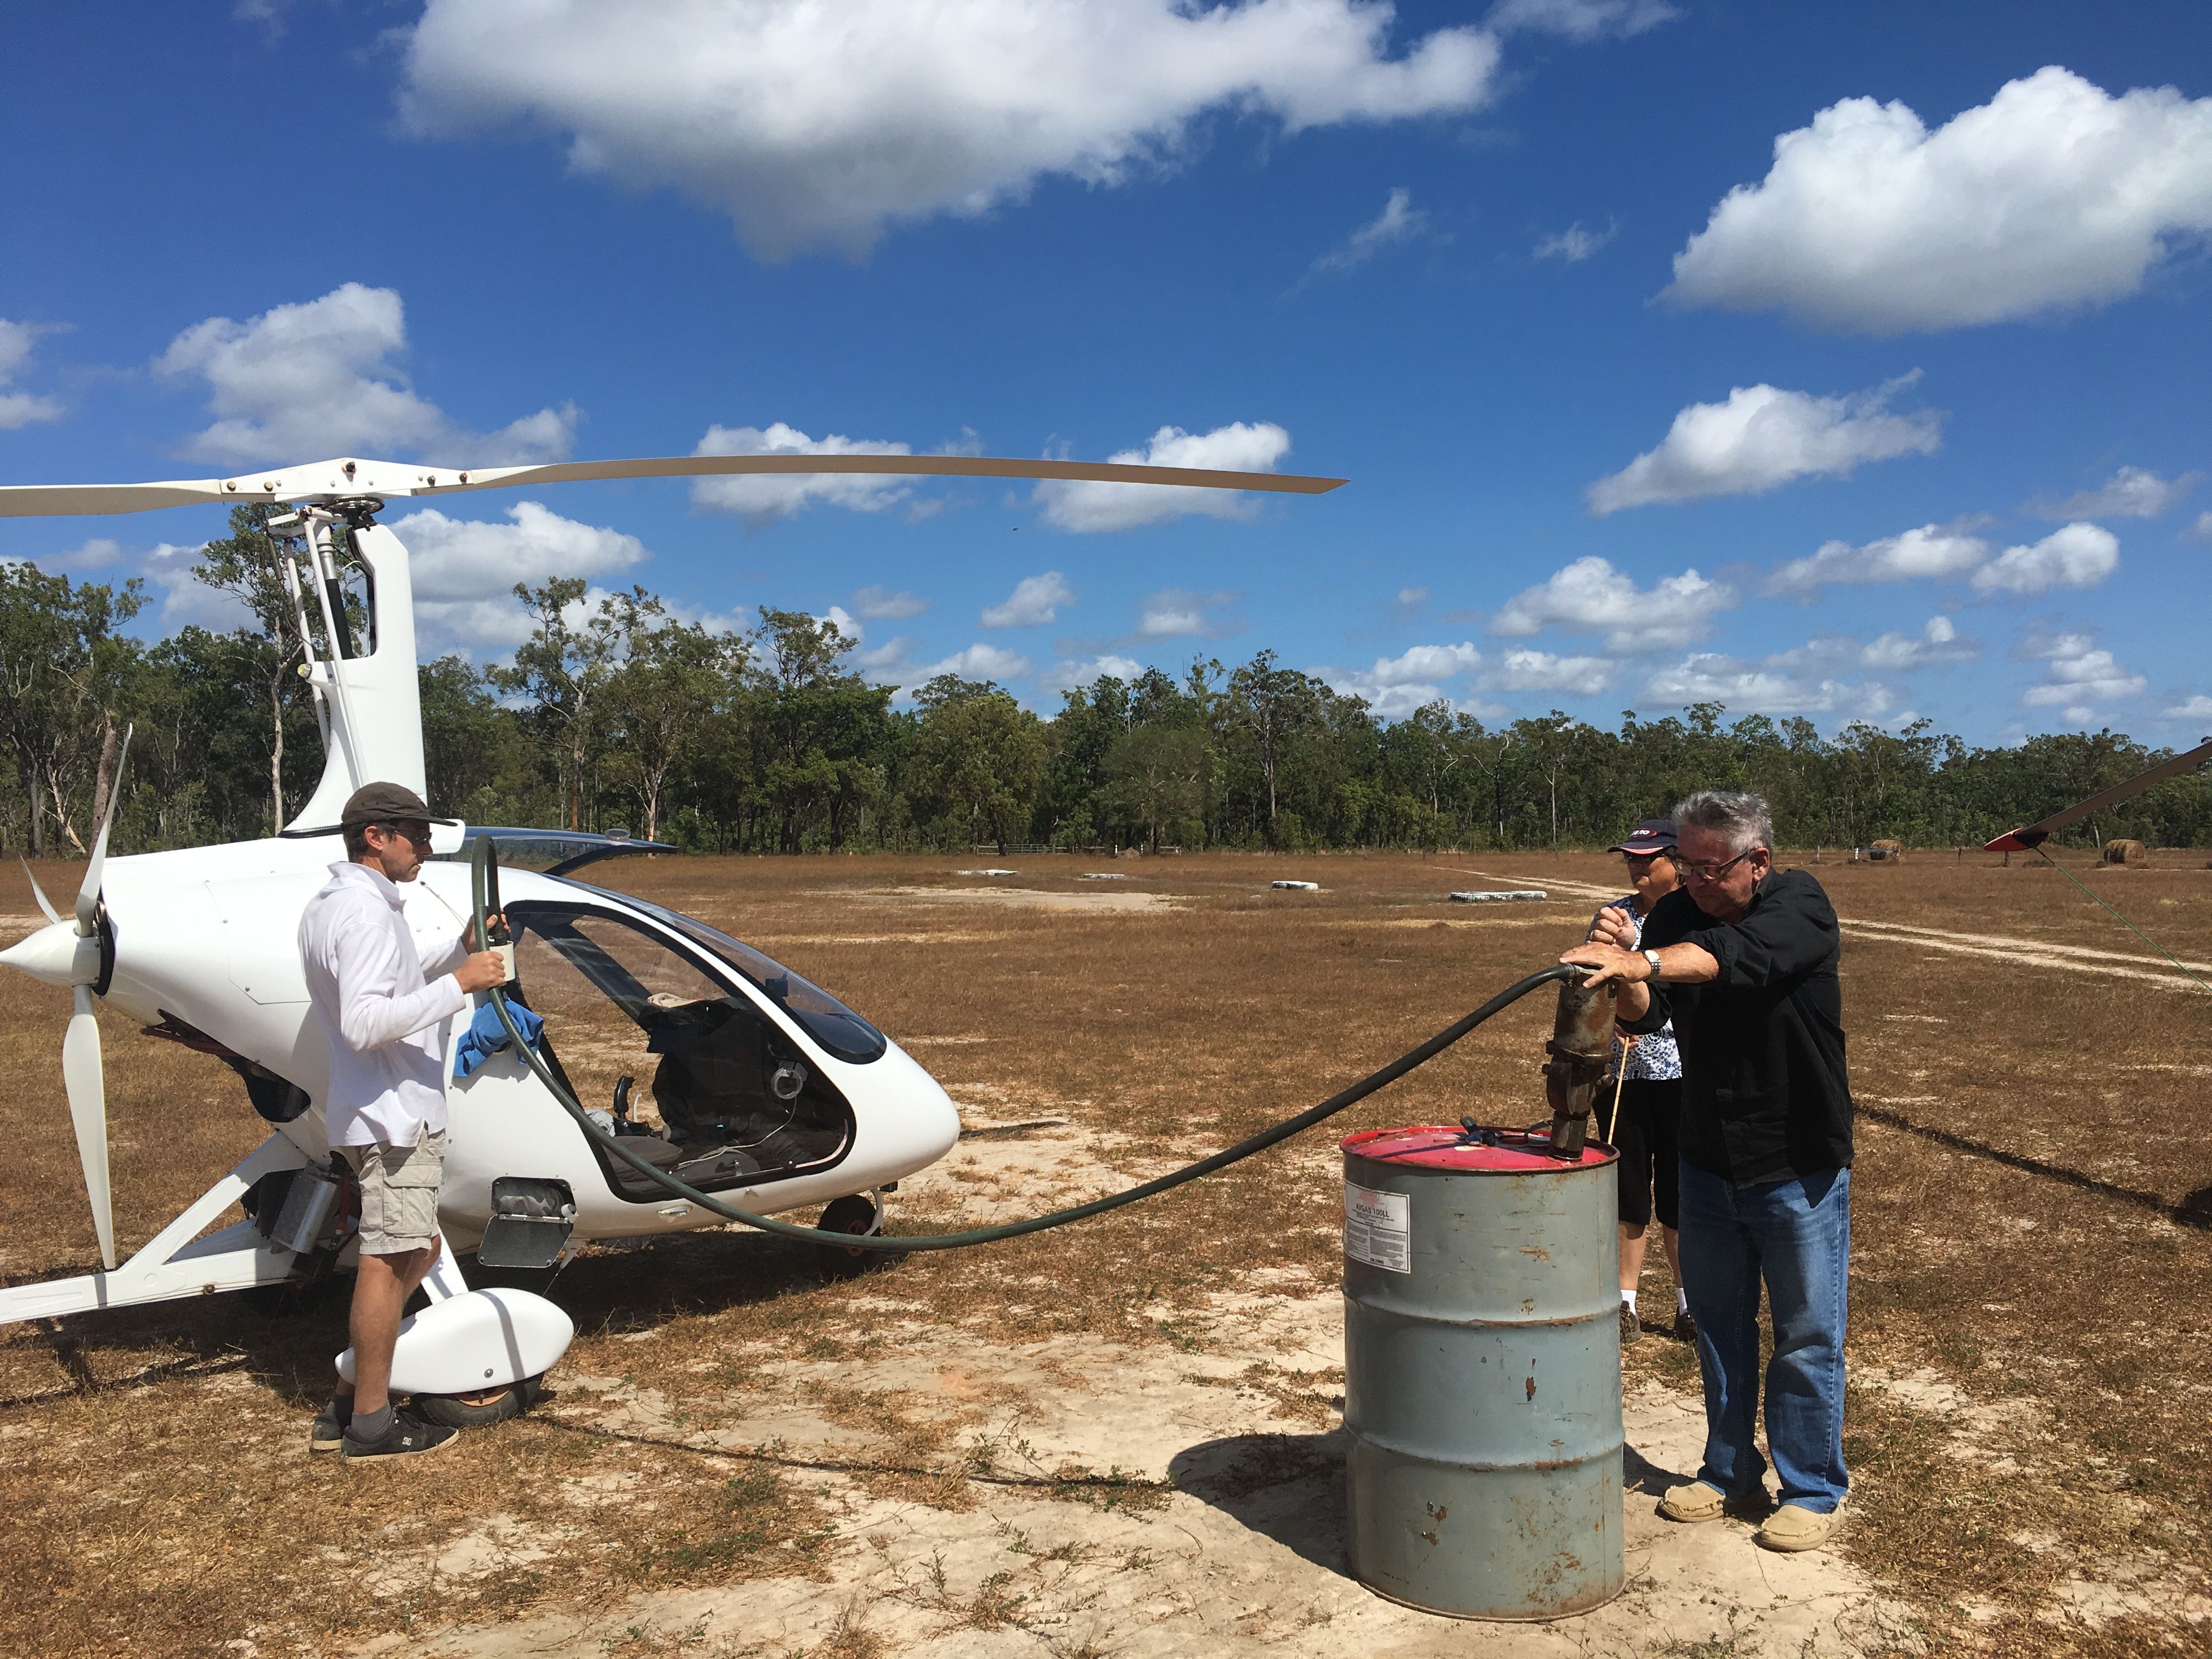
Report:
452,998,545,1081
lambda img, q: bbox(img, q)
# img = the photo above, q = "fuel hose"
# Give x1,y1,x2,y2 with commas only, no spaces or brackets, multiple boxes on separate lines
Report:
471,837,1573,1254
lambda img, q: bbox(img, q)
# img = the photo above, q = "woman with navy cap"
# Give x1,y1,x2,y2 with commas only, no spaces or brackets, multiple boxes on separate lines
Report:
1590,818,1691,1346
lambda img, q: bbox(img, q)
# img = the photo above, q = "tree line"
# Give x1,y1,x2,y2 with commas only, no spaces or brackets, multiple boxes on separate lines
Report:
6,504,2210,860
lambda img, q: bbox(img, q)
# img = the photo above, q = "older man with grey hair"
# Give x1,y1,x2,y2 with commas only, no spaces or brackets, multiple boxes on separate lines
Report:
1562,789,1853,1553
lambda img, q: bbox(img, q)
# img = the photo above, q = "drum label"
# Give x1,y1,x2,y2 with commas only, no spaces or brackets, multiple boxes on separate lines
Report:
1344,1181,1410,1273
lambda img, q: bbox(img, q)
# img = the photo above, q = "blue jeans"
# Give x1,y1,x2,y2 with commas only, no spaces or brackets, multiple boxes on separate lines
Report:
1675,1161,1850,1513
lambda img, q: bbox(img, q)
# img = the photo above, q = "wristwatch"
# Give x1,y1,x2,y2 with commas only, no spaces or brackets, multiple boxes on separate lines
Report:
1640,949,1663,981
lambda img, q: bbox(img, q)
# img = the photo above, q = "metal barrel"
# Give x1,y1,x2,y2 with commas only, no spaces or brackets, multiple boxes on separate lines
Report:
1341,1125,1623,1621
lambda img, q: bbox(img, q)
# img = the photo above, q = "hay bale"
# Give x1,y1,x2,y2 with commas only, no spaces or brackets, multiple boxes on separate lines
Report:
2103,838,2148,866
1870,838,1904,862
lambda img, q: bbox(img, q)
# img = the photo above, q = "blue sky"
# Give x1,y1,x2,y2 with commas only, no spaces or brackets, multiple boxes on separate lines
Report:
3,0,2209,744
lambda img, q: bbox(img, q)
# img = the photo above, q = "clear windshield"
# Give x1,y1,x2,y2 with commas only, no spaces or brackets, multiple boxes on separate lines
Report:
618,896,888,1064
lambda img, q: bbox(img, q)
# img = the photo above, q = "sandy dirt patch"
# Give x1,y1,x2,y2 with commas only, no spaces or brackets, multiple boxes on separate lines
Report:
387,1292,1909,1659
841,885,1186,912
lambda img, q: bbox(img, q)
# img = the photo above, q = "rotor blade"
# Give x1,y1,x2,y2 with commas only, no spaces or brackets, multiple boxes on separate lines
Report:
1984,736,2212,851
64,984,116,1273
20,860,59,926
415,453,1349,499
0,452,1348,519
74,724,131,938
0,481,229,517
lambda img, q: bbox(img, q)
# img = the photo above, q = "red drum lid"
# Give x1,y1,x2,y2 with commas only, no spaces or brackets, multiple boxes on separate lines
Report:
1341,1125,1616,1171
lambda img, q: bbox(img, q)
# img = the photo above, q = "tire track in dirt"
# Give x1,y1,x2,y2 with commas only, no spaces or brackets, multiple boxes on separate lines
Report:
1434,866,2211,991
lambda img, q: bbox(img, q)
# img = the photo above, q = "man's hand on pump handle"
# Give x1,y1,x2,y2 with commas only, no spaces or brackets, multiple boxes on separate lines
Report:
1559,910,1720,1017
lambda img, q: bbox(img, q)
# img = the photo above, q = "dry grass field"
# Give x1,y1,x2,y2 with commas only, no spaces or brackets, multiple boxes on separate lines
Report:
1,848,2208,1656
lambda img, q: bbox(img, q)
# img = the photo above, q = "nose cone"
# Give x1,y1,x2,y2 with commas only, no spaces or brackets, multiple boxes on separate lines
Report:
0,921,99,988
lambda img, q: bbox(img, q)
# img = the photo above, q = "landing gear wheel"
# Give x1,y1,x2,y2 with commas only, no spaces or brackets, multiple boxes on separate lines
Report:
414,1374,544,1429
816,1194,886,1282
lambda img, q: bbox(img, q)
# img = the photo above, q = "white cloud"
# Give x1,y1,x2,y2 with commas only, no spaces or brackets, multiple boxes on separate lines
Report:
154,283,577,469
1136,588,1240,638
1644,654,1893,721
688,421,913,527
1039,653,1148,694
41,537,128,572
2033,465,2199,520
1587,374,1942,514
1970,522,2120,596
1393,585,1429,616
1491,556,1735,652
390,501,650,651
1765,520,1991,597
1313,187,1427,273
851,583,929,620
1035,421,1293,532
2187,511,2212,546
981,571,1076,629
2162,694,2212,722
1664,67,2212,334
1367,641,1484,685
1533,218,1617,262
399,0,1500,261
1479,648,1613,695
2022,632,2145,714
1858,615,1978,672
910,642,1034,685
0,319,63,430
1487,0,1678,39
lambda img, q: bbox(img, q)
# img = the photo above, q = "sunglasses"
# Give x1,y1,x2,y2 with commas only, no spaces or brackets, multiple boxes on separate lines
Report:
375,821,434,847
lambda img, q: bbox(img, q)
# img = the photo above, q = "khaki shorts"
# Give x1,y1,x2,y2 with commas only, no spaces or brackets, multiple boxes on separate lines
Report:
342,1131,446,1256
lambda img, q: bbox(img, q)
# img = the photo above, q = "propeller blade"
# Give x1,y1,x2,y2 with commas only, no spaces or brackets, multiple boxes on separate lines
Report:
74,725,132,938
20,860,59,926
63,984,116,1273
0,451,1348,519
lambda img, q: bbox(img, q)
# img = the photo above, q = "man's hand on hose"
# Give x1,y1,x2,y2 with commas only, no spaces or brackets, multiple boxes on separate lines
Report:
1559,941,1651,992
455,950,511,994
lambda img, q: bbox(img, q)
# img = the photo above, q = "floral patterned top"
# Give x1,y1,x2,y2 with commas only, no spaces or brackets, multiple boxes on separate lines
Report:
1592,897,1682,1082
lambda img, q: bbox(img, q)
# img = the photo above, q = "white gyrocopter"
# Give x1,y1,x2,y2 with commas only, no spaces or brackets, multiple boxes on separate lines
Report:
0,447,1344,1421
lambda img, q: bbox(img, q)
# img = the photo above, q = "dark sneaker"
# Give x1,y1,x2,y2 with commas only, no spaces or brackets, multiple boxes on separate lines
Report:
1619,1302,1643,1345
342,1409,459,1462
309,1402,348,1454
1673,1308,1699,1345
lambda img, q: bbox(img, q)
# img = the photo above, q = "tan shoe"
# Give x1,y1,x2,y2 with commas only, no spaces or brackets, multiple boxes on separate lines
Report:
1658,1481,1726,1522
1757,1502,1841,1552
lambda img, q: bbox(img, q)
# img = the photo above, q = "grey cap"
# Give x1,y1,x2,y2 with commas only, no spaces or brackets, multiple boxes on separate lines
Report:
340,781,457,828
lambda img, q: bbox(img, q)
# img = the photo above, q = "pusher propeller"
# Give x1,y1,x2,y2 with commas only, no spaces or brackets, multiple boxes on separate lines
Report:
20,860,59,926
0,728,132,1271
0,451,1347,517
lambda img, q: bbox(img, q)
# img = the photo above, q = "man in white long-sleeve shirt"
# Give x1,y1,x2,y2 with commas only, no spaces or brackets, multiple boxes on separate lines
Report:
299,781,507,1461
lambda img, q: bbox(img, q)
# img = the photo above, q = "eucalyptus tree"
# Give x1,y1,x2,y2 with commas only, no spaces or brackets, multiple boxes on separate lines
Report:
0,564,144,855
492,577,622,831
909,674,1046,853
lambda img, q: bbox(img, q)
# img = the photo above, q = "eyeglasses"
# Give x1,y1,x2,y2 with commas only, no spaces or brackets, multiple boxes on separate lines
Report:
1621,851,1671,866
376,821,433,847
1677,847,1763,881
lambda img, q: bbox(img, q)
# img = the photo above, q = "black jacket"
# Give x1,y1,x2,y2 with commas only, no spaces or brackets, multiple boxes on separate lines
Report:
1620,869,1853,1184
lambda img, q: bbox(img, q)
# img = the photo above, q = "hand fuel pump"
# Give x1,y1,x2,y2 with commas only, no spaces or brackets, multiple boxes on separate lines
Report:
1339,967,1627,1621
